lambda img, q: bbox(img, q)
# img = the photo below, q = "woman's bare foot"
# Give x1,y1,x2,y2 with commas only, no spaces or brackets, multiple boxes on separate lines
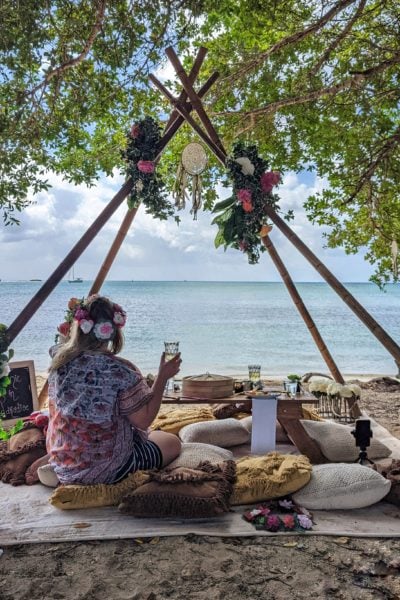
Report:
25,453,50,485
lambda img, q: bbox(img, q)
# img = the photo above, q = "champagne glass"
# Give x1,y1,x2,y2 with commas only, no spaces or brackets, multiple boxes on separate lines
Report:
164,341,180,392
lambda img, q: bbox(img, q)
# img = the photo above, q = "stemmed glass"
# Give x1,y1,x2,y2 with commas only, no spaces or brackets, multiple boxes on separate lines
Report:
248,365,261,388
164,341,180,393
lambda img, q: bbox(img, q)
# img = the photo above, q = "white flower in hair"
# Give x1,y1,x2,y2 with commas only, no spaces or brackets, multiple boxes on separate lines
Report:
93,321,114,340
235,157,255,176
79,319,94,334
113,311,126,326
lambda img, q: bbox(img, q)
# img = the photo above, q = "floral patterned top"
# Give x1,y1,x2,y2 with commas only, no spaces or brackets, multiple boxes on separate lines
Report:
47,352,153,484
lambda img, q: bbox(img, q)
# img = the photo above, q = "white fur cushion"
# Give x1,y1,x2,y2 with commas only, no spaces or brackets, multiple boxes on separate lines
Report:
293,463,391,509
300,420,391,462
179,418,250,448
167,443,233,469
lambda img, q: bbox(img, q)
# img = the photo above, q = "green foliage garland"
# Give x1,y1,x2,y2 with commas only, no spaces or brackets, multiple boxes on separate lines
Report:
122,117,176,221
212,142,281,264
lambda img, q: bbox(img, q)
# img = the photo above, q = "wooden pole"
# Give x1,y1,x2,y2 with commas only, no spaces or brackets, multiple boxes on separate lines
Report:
262,234,345,383
165,47,226,155
265,207,400,371
6,178,133,345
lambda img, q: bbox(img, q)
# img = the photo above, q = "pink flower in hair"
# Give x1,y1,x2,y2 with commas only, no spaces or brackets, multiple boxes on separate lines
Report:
137,160,155,174
237,189,252,203
74,308,89,322
93,321,114,340
260,171,281,193
58,322,71,337
113,311,126,327
79,319,94,334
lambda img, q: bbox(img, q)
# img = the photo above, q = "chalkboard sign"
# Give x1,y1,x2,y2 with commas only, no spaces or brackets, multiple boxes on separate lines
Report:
0,361,38,424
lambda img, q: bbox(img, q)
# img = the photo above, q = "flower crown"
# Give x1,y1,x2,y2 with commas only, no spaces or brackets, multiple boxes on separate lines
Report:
56,296,127,342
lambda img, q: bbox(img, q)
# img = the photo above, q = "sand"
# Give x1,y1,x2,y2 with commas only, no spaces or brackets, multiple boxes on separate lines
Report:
1,376,400,599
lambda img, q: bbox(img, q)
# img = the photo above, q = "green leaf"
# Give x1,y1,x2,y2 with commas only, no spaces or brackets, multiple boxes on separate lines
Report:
214,228,226,249
211,196,235,213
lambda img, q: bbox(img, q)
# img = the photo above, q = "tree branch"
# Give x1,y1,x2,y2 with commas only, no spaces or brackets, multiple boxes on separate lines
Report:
342,125,400,206
213,52,400,117
222,0,358,83
24,0,107,100
308,0,367,78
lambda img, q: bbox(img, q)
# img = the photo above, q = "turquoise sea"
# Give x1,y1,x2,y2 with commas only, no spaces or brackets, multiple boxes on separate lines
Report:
0,281,399,376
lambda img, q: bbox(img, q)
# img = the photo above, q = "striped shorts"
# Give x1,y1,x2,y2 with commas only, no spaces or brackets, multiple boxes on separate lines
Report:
112,438,163,483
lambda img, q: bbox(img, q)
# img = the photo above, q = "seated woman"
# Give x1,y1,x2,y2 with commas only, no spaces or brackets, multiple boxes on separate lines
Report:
26,295,181,485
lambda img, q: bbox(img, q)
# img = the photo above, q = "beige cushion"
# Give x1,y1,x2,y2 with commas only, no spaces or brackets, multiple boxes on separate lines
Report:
300,420,391,462
293,463,391,510
167,443,233,469
179,418,250,448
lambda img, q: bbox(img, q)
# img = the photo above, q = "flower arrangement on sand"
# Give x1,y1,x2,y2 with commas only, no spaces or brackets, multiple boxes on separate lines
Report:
212,142,282,264
243,498,313,532
122,116,176,221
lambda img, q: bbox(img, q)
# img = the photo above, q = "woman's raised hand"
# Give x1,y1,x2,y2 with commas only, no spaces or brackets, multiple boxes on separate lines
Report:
159,352,182,380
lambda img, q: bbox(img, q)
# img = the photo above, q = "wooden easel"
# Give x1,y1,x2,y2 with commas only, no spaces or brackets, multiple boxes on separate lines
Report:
4,46,400,412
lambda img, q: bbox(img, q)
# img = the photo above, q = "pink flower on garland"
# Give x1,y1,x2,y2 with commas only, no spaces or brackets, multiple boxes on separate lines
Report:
282,515,295,530
297,514,313,529
237,189,252,203
242,199,254,213
239,240,248,252
260,171,281,193
266,515,280,531
137,160,155,174
130,124,141,138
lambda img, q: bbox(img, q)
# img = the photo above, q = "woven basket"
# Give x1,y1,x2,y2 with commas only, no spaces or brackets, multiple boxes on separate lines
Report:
182,373,234,399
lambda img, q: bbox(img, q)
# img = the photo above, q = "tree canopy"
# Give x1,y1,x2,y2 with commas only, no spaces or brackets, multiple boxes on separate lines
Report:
1,0,399,285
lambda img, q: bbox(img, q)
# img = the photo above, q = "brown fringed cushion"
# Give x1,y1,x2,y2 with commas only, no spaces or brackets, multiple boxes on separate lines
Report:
118,460,236,519
212,401,252,420
0,422,46,486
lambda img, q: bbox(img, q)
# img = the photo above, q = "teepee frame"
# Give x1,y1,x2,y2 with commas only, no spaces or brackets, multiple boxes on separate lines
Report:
5,46,400,400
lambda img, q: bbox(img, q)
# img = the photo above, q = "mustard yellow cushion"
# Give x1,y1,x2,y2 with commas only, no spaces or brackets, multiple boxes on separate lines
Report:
151,407,215,435
231,452,312,505
49,471,150,510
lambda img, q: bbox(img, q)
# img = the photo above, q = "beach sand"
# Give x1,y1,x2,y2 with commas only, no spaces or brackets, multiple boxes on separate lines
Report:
1,376,400,599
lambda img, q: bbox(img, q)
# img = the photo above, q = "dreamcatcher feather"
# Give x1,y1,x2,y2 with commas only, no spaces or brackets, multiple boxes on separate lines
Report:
173,143,208,220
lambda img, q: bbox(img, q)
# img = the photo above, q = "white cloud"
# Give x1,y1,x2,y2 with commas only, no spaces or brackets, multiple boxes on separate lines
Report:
0,169,374,283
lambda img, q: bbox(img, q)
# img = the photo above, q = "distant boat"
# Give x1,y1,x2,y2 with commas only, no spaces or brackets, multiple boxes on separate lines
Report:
30,279,42,282
68,267,83,283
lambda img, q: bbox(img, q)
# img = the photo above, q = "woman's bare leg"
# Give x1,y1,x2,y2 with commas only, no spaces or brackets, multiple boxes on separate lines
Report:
148,431,181,467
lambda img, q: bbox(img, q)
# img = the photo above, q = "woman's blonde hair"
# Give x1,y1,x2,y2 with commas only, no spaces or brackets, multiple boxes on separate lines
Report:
50,295,124,371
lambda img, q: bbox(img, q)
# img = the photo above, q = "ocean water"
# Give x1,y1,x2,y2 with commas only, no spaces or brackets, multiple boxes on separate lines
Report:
0,281,399,377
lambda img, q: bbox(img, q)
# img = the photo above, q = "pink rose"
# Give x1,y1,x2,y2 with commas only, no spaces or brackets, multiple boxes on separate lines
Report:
266,515,280,531
113,311,126,327
137,160,155,174
282,515,295,529
93,321,114,340
237,189,252,203
74,308,89,321
260,171,281,193
242,199,254,213
130,124,141,138
57,322,71,336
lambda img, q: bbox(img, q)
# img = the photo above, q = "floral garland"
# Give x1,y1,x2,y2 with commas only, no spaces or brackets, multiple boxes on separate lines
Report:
0,324,13,397
243,498,313,532
212,142,282,264
56,296,127,343
122,116,175,221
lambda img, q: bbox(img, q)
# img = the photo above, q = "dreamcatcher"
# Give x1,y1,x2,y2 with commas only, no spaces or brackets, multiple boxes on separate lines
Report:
173,142,208,219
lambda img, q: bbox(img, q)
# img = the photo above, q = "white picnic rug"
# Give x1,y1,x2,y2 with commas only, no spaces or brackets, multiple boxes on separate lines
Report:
1,417,400,545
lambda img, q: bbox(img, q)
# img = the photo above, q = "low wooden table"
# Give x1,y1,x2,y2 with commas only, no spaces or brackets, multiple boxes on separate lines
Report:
162,390,326,464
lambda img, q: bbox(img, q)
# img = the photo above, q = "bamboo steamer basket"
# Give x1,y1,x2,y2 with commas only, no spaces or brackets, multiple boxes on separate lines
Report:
182,373,234,399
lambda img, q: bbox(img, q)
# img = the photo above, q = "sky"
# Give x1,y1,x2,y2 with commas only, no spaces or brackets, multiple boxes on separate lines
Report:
0,168,375,283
